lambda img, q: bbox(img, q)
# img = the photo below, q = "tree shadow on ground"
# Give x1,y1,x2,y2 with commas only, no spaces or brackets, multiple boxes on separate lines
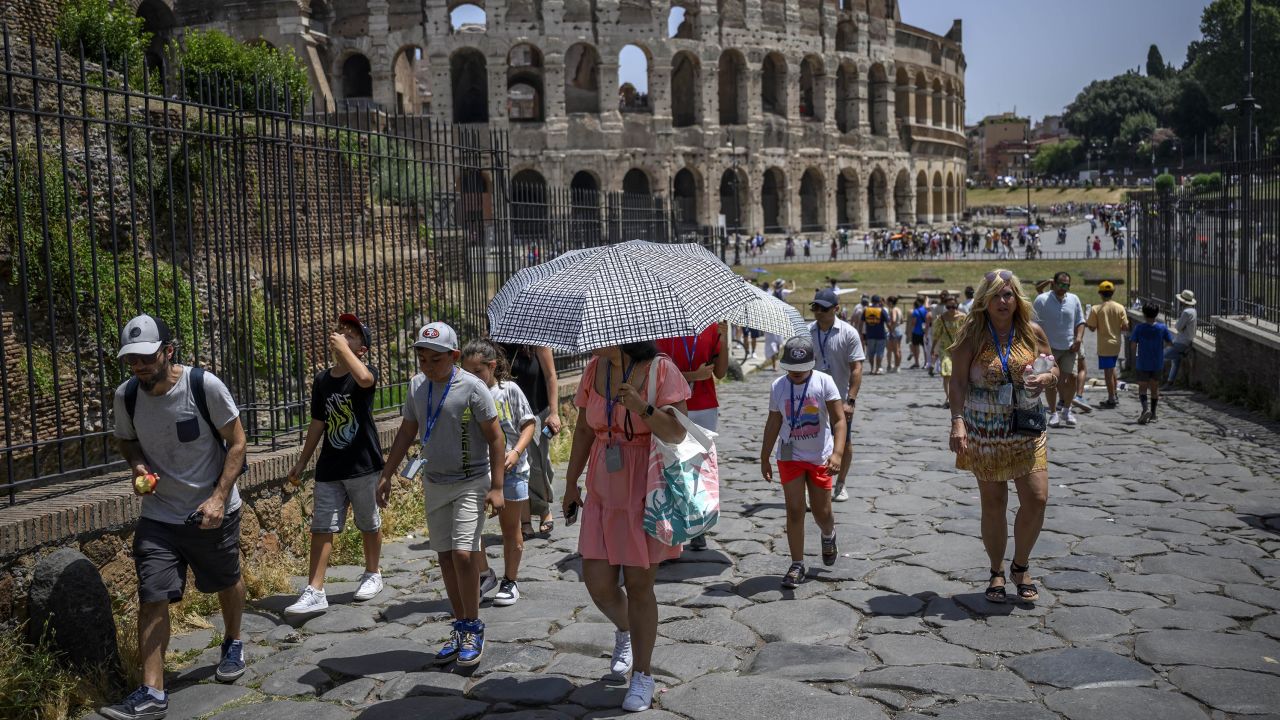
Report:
380,597,454,623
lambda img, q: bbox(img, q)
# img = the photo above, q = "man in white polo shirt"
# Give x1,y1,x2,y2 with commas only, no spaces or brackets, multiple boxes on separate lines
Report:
1033,271,1086,428
809,289,864,502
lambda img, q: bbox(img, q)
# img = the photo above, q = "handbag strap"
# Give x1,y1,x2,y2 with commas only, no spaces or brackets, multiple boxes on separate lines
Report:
647,355,660,406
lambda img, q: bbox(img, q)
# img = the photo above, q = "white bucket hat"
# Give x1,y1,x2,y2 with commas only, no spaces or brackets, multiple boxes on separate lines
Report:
1176,289,1197,306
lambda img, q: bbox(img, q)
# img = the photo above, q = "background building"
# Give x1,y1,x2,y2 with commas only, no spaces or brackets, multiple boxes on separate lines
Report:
95,0,968,233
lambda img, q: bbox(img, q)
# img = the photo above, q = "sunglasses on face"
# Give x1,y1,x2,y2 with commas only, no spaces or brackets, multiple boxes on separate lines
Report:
985,270,1013,283
1056,281,1071,288
122,351,162,366
994,291,1017,302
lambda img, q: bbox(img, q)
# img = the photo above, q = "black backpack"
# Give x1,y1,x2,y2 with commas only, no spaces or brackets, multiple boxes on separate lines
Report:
124,367,246,475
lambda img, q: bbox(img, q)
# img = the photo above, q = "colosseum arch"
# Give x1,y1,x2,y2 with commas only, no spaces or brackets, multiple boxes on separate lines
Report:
836,62,859,133
894,169,912,225
915,71,929,125
719,167,748,232
931,77,943,127
800,168,825,231
894,67,911,125
565,43,601,114
450,49,488,123
618,44,651,113
671,51,701,128
393,45,424,114
571,170,603,245
668,1,698,39
450,2,487,32
507,43,544,122
718,0,746,30
511,169,550,245
135,0,175,75
867,166,888,227
944,79,956,130
672,167,701,230
867,63,890,137
761,167,787,233
718,50,748,125
341,53,374,102
836,169,860,229
623,167,652,195
761,52,787,118
945,171,957,220
836,19,856,53
931,170,944,223
762,0,785,28
916,170,930,223
799,55,825,121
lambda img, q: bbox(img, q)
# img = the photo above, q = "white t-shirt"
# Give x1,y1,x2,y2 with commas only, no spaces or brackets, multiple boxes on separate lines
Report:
489,380,536,474
809,318,865,398
768,370,841,465
1174,307,1197,346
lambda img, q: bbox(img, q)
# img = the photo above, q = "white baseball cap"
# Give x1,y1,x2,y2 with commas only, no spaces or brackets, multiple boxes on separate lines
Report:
413,321,459,352
117,315,172,358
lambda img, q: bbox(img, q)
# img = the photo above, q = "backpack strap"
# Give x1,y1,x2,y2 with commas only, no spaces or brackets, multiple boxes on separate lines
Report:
190,366,247,475
124,377,139,421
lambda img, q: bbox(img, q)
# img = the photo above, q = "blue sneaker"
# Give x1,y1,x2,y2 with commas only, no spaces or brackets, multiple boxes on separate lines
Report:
435,620,462,664
456,619,485,667
215,637,246,683
100,685,168,720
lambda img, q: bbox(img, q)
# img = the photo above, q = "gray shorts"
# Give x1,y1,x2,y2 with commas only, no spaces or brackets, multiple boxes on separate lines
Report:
425,478,487,553
1051,348,1078,377
312,471,382,534
865,338,887,358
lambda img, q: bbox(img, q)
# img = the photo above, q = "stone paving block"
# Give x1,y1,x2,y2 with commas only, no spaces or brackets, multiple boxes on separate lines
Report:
864,633,977,666
1110,572,1217,595
1041,571,1110,592
1170,592,1267,618
927,702,1060,720
350,697,488,720
865,565,972,597
1043,687,1210,720
472,641,557,677
1056,590,1165,612
663,675,888,720
745,641,870,680
1128,608,1238,631
1045,606,1133,642
1005,647,1156,689
657,617,758,648
302,605,378,634
827,589,925,616
734,597,858,643
468,672,577,705
320,677,378,707
856,665,1035,700
375,670,469,700
1139,554,1263,584
1167,666,1280,715
549,623,616,656
258,663,333,697
939,625,1065,654
160,683,253,720
1135,630,1280,674
207,699,356,720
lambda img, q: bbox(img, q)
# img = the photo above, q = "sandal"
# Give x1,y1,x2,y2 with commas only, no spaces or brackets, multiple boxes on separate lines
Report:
521,521,536,541
1010,561,1039,602
539,517,555,536
984,567,1007,604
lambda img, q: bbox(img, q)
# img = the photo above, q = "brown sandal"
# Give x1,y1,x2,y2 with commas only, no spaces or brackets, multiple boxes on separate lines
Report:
984,567,1007,603
1010,561,1039,602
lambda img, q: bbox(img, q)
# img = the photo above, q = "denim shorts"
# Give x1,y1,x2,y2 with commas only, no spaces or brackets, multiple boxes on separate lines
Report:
504,470,530,502
312,471,382,533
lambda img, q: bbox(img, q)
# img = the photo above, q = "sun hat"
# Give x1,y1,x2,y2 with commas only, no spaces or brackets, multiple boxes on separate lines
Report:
1177,289,1197,306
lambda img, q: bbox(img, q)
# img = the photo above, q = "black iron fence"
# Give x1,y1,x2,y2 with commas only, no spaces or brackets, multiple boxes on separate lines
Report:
1132,158,1280,331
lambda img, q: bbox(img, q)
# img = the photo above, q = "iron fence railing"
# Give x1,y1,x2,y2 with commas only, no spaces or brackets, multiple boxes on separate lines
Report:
1132,158,1280,329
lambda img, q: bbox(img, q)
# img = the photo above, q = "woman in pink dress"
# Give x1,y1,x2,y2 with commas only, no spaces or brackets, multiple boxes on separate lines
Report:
562,341,689,712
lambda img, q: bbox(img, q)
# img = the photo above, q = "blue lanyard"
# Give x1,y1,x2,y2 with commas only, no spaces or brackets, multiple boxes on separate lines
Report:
815,325,834,369
987,321,1014,380
604,359,637,446
680,334,699,370
788,376,811,431
422,368,456,444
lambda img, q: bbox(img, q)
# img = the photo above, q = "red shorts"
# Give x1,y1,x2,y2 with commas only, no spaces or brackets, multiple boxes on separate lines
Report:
777,461,833,490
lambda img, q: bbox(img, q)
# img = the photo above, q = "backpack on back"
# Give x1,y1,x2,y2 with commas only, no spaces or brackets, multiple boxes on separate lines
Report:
124,367,246,475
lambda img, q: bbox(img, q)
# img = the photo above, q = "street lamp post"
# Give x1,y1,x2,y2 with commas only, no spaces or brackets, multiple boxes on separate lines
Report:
1023,152,1032,220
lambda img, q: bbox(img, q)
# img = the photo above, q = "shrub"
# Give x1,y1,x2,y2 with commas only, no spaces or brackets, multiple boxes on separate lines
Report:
56,0,151,78
1190,172,1223,193
1154,173,1176,194
0,622,80,720
175,29,311,115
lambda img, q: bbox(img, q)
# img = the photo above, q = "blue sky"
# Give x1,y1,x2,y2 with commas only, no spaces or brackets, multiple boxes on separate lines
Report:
452,1,1210,125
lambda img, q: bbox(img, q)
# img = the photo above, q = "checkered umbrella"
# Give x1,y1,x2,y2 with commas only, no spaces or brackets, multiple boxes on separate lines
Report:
488,241,757,352
726,283,808,338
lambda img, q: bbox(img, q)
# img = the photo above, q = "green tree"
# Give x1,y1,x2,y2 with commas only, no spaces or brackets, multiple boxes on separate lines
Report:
1167,76,1221,145
1063,72,1173,146
1147,44,1169,79
1032,139,1081,176
1187,0,1280,155
174,29,312,115
1119,111,1159,147
56,0,151,78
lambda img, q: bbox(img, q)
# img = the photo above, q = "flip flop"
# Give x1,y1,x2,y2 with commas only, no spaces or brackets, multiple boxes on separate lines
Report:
539,518,555,536
521,522,536,541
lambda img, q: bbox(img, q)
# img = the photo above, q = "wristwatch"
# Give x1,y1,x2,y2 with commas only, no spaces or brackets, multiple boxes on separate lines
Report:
643,404,655,417
846,397,857,406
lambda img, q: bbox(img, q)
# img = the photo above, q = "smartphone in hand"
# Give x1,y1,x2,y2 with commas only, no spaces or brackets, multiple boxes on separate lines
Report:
564,501,580,526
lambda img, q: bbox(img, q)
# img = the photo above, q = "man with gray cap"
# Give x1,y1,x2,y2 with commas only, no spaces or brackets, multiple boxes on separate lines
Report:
102,315,248,720
809,289,864,503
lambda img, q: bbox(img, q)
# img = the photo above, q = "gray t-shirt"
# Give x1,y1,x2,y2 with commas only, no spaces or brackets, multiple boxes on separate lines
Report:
113,366,242,525
1174,307,1198,346
809,318,866,398
402,369,498,484
490,380,536,475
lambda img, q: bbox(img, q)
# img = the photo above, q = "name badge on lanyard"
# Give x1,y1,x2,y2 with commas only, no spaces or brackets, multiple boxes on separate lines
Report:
603,360,636,474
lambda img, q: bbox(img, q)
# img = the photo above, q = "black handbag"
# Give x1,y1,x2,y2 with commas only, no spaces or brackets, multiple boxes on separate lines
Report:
1005,369,1047,436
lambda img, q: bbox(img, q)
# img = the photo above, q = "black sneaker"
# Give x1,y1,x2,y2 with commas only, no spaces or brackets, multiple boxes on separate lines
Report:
821,532,838,566
101,686,168,720
688,534,707,551
781,562,806,589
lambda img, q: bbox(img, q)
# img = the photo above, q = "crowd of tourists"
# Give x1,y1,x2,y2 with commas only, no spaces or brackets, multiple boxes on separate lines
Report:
101,251,1198,719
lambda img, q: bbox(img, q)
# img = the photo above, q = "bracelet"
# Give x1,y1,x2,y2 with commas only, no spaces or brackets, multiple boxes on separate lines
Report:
951,413,965,421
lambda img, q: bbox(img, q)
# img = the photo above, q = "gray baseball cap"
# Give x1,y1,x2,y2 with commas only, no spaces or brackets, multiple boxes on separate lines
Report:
779,336,816,372
413,321,459,352
117,314,172,358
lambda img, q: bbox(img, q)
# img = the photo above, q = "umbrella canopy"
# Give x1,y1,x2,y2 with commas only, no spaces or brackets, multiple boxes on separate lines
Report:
488,241,757,352
725,284,809,338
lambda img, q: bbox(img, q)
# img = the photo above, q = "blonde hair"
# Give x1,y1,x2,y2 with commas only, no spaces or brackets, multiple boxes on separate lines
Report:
950,269,1038,356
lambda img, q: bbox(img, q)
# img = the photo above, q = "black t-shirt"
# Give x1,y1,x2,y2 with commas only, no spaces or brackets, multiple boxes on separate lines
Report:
503,344,550,414
309,367,385,481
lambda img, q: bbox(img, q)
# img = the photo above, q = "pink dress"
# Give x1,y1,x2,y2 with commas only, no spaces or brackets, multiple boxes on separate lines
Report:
574,355,690,567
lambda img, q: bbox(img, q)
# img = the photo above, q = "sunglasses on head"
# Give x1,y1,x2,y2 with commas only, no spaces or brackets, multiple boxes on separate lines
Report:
985,270,1013,282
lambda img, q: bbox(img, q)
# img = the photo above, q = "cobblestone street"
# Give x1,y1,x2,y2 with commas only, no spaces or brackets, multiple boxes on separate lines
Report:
91,366,1280,720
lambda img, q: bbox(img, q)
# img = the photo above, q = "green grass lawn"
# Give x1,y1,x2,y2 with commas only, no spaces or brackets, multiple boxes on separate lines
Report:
966,186,1133,208
732,258,1130,301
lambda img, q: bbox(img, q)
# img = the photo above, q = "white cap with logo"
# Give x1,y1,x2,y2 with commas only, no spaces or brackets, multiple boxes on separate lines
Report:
413,321,459,352
117,315,172,358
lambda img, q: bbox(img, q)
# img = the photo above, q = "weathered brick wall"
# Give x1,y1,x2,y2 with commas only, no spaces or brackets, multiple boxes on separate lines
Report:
0,0,66,49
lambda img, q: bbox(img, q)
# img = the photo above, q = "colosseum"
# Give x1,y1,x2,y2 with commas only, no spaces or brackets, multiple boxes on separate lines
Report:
129,0,967,236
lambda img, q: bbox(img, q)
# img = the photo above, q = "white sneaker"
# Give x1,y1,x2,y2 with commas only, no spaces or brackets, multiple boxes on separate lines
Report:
622,671,655,712
610,630,633,677
354,572,383,601
1048,410,1062,428
1062,411,1077,428
833,486,849,502
284,586,328,615
493,578,520,607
